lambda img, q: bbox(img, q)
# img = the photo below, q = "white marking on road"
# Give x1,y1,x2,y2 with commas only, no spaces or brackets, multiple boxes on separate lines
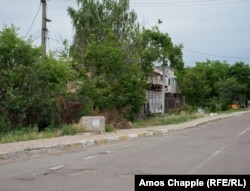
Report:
148,137,158,141
128,134,138,138
121,144,132,148
189,144,227,174
236,127,250,138
50,165,64,170
98,151,111,154
84,155,97,160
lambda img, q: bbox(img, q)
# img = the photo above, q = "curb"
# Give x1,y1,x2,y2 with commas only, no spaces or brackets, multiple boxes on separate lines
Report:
0,130,166,160
1,111,249,160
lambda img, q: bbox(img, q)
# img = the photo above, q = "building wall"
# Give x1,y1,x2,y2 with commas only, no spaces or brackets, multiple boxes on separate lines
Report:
146,90,162,113
145,67,181,114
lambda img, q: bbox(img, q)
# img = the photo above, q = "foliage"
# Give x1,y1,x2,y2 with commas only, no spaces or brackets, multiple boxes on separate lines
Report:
0,26,72,133
179,60,250,110
7,0,250,139
133,112,198,127
179,66,212,106
135,26,184,74
105,124,115,132
76,35,146,121
68,0,139,63
0,25,40,70
0,124,81,144
228,62,250,100
216,77,247,110
67,1,150,122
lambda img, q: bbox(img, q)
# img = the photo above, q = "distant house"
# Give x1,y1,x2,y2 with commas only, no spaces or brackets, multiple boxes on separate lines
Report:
144,66,182,115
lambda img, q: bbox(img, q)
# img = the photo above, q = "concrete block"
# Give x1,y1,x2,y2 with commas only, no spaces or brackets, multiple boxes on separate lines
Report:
79,116,105,133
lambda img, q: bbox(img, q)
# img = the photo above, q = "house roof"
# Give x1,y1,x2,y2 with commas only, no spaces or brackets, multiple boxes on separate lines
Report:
151,68,176,78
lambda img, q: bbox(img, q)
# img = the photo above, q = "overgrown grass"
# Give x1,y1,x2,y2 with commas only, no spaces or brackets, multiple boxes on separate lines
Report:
0,109,244,144
0,124,83,144
105,124,115,132
133,112,202,127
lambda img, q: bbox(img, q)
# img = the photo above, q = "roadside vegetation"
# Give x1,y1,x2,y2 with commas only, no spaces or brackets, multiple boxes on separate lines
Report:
0,109,242,144
1,0,249,144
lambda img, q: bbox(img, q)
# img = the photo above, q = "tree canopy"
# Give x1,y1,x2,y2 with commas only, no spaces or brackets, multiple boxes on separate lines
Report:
67,0,139,63
135,26,184,74
179,60,250,111
0,26,71,133
66,0,184,122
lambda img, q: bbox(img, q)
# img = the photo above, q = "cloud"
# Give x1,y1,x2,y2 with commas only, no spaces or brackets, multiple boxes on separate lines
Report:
1,0,249,66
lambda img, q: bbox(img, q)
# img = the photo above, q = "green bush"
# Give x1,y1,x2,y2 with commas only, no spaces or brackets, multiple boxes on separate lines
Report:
60,124,77,136
105,124,114,132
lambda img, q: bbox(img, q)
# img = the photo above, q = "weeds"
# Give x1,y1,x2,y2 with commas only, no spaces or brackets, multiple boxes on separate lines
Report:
133,112,201,127
0,110,241,144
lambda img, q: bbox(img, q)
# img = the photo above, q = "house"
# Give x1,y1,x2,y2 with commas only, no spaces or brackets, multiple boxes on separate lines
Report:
145,66,182,114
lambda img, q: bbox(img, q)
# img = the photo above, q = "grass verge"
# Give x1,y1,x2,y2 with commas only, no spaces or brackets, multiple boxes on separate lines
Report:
133,112,202,127
0,109,244,144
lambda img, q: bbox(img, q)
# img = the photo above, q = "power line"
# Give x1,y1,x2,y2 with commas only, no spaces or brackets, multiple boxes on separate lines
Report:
47,0,250,7
33,35,41,42
183,48,250,59
24,2,42,39
48,0,76,5
131,0,250,7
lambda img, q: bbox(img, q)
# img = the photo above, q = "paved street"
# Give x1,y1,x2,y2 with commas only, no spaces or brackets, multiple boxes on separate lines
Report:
0,112,249,191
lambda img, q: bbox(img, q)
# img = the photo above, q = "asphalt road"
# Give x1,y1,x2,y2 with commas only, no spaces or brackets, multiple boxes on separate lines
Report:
0,113,249,191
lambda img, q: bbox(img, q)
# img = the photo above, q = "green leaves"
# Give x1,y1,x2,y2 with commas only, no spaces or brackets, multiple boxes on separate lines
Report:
77,38,146,120
179,60,250,110
216,77,247,109
0,25,40,69
179,67,212,106
0,26,72,131
68,0,139,57
135,26,184,75
67,0,185,121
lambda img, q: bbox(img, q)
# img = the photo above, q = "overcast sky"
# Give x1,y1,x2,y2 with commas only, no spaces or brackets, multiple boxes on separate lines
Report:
1,0,250,67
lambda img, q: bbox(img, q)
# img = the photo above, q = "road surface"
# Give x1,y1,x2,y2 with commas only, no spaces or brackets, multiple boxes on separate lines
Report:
0,113,249,191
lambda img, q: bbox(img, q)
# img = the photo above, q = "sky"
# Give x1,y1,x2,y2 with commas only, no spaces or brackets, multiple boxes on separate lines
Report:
1,0,250,67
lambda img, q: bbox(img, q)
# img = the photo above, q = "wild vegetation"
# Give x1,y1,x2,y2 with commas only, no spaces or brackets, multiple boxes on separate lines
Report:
0,0,249,142
178,60,250,111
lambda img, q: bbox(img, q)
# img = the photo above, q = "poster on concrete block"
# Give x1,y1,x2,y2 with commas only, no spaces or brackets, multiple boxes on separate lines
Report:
92,118,100,128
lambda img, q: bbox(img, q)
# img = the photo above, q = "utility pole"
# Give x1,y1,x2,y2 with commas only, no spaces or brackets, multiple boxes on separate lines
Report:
41,0,51,55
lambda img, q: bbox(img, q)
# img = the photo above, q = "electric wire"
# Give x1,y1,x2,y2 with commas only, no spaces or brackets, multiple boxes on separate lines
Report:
131,0,250,7
47,0,250,7
183,49,250,59
23,0,250,61
24,2,42,39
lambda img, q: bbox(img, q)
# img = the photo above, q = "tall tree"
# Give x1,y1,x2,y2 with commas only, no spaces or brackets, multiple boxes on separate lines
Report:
67,0,139,63
194,60,229,99
179,67,211,106
77,33,146,121
135,26,184,75
216,77,247,110
228,62,250,100
67,0,184,121
179,60,249,110
0,26,71,132
0,25,40,69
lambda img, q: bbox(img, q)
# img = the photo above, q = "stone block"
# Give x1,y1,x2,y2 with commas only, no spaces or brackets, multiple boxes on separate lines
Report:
79,116,105,133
